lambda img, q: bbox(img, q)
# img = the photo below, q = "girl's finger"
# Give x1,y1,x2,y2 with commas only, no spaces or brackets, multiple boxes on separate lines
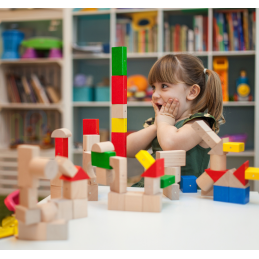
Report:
173,102,179,118
164,99,173,113
169,99,178,114
151,101,159,115
160,102,166,114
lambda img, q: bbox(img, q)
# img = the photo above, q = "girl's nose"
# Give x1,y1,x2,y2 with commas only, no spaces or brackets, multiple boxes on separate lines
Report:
152,90,161,99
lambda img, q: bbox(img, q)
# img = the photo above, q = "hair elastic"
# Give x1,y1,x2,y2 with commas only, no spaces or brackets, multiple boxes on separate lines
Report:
204,68,207,74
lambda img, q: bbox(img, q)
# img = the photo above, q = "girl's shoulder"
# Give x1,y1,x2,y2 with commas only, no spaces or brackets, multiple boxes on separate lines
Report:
183,112,216,129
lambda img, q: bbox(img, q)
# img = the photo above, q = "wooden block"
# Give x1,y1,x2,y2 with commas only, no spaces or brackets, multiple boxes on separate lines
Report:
110,156,127,193
165,167,181,183
88,184,98,201
125,192,144,212
191,120,212,137
201,187,213,196
111,118,127,133
15,205,41,225
160,175,175,188
51,128,72,138
143,193,162,212
229,168,250,188
163,183,179,200
208,138,229,155
91,151,116,169
144,177,160,195
156,150,186,167
89,177,97,185
18,221,46,241
202,131,221,149
135,150,155,170
83,119,99,135
17,145,40,188
51,171,62,187
142,159,164,178
82,151,96,179
196,172,215,191
111,104,127,118
50,199,73,220
55,138,68,157
83,135,100,152
46,220,68,240
112,46,127,76
108,191,125,211
51,185,62,199
29,157,58,180
233,161,249,186
91,141,115,153
55,156,77,178
245,167,259,180
72,199,88,219
214,169,234,187
210,154,227,171
63,180,88,199
96,167,114,185
19,188,38,209
223,142,245,153
111,132,127,157
37,202,58,222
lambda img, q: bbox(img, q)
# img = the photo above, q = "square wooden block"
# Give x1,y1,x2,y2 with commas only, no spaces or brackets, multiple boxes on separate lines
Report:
72,199,88,219
51,185,62,199
96,167,114,186
164,167,181,183
125,192,144,212
63,180,88,199
50,199,73,221
111,104,127,118
18,222,46,241
143,193,162,212
46,219,68,240
37,202,58,222
15,205,41,225
83,135,100,152
163,183,179,200
144,177,160,195
19,187,38,209
88,184,98,201
108,191,125,211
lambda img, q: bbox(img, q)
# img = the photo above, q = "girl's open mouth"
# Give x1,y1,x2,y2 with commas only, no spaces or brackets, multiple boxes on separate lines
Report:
156,104,162,110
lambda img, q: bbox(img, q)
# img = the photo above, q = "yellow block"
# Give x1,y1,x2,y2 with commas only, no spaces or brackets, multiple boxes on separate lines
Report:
223,142,245,152
112,118,127,133
245,167,259,180
135,150,155,170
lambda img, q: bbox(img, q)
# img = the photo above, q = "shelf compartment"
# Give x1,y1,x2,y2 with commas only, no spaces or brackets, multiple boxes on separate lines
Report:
0,103,62,110
73,102,110,107
0,59,63,66
73,10,111,16
212,51,256,56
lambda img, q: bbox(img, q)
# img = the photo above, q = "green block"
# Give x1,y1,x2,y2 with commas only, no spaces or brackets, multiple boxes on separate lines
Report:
91,151,116,169
160,175,175,188
112,46,127,76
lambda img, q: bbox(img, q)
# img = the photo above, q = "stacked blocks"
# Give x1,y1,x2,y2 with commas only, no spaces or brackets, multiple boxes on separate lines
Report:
111,46,127,157
180,176,197,193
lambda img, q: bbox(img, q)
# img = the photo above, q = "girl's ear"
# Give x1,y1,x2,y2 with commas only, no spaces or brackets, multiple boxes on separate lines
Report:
187,84,200,101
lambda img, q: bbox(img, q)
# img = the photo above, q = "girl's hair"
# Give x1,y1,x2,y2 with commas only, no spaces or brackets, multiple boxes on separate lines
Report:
148,54,225,133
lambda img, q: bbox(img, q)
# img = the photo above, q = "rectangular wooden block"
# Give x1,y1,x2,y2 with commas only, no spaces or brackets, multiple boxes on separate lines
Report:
202,131,221,149
223,142,245,153
89,177,97,185
55,138,68,157
50,199,73,220
88,184,98,201
63,180,88,199
192,120,212,137
111,118,127,133
163,183,180,200
82,151,96,179
144,177,160,195
111,104,127,118
18,222,46,241
96,167,114,185
83,135,100,152
83,119,99,135
51,185,62,199
143,193,162,212
135,150,155,170
15,205,41,225
245,167,259,180
160,175,175,188
72,199,88,219
196,172,215,191
210,154,227,171
164,167,181,183
19,187,38,209
112,46,127,76
111,132,127,157
125,192,144,212
91,151,116,169
112,75,127,104
46,220,68,240
208,138,229,155
108,191,125,211
156,150,186,167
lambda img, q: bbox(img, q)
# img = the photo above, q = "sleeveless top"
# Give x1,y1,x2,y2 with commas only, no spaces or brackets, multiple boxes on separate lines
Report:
131,112,216,187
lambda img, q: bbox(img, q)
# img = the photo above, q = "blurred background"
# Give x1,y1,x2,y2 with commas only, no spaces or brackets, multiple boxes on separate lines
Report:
0,8,258,220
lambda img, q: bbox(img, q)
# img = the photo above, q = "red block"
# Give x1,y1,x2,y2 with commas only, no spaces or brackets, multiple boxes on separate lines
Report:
112,75,127,104
55,138,68,157
60,165,90,181
112,132,127,157
83,119,99,135
233,160,249,186
205,168,228,182
141,159,164,178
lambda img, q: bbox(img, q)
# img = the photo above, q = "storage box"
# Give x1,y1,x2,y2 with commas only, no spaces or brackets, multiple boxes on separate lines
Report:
94,86,110,102
73,86,93,102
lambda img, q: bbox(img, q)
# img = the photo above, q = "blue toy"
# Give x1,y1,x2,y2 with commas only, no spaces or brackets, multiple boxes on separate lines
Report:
213,185,229,203
234,70,253,101
180,176,197,193
229,186,250,205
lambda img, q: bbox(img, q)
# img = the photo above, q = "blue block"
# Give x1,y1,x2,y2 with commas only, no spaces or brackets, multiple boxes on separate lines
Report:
180,176,197,193
229,186,250,205
213,185,229,202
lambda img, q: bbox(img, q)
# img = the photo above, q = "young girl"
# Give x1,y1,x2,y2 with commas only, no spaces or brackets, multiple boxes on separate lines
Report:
127,54,225,187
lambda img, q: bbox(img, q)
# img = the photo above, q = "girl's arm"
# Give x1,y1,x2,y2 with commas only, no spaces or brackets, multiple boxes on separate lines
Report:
127,124,157,158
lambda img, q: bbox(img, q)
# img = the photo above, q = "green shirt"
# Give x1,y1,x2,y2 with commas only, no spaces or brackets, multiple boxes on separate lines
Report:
131,112,216,187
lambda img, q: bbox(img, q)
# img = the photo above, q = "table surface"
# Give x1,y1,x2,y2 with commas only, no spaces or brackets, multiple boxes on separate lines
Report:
1,186,259,250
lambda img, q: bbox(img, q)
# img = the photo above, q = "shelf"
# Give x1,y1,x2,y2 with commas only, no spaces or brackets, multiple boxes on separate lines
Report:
128,102,152,107
0,103,62,110
0,58,63,66
223,102,255,106
73,148,83,154
116,8,158,14
73,102,110,107
127,53,159,58
163,51,209,57
73,53,110,60
227,150,255,157
212,50,255,56
73,10,111,16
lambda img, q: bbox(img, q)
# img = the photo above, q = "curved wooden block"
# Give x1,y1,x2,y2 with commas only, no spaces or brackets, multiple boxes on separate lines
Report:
55,156,77,178
91,141,115,153
51,128,72,138
210,154,227,171
196,172,214,191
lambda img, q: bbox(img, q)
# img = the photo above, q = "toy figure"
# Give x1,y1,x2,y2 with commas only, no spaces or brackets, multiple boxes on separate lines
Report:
234,70,253,101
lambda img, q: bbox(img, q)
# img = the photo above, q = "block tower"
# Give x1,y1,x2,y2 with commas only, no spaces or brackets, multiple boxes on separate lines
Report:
111,46,127,157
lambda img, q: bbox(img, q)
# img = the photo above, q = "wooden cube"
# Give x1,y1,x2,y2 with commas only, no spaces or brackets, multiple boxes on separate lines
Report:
18,222,46,241
125,192,144,212
72,199,88,219
50,199,73,221
63,180,88,199
108,191,125,211
19,187,38,209
202,131,221,149
164,167,181,183
156,150,186,167
111,104,127,118
143,193,162,212
163,183,179,200
96,167,114,186
196,172,214,191
51,185,62,199
144,177,160,195
15,205,41,225
46,220,68,240
83,135,100,152
210,154,227,171
88,184,98,201
37,202,58,222
55,156,77,178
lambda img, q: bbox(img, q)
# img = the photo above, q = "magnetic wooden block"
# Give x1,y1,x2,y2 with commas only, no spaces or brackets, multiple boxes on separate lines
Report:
229,168,250,189
63,180,88,199
19,187,38,209
46,220,68,240
108,191,125,211
91,141,115,153
208,138,229,155
110,156,127,193
111,118,127,133
111,132,127,157
18,145,40,188
91,151,116,169
210,154,227,171
125,192,144,212
51,171,62,187
143,193,162,212
88,184,98,201
223,142,245,153
135,150,155,170
15,205,41,225
82,151,96,179
141,159,164,178
55,138,68,157
72,199,88,219
163,183,180,200
51,185,62,199
201,187,213,196
191,120,212,137
50,199,73,220
83,119,99,135
51,128,72,138
144,177,160,195
18,221,46,241
96,167,114,185
233,160,249,186
156,150,186,167
214,169,232,187
164,167,181,183
37,202,58,222
202,131,221,149
83,135,100,152
245,167,259,180
29,157,58,180
55,156,77,178
111,104,127,118
112,46,127,76
111,75,127,104
160,175,175,188
196,172,215,191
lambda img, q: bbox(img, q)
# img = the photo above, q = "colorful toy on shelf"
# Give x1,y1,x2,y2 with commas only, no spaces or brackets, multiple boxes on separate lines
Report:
234,70,253,101
127,74,148,101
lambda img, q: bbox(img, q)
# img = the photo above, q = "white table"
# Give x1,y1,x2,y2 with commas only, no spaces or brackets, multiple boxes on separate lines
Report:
1,186,259,249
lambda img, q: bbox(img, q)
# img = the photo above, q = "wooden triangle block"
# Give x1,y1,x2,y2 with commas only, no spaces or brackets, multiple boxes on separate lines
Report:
208,137,229,155
233,160,249,186
214,169,235,187
60,166,90,181
141,159,164,178
205,168,228,182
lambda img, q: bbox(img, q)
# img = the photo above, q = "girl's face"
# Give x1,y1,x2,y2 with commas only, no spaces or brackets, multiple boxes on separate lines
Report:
151,81,190,119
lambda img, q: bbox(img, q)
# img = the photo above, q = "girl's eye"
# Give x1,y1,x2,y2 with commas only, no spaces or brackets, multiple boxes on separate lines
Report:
151,85,155,91
162,84,168,89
